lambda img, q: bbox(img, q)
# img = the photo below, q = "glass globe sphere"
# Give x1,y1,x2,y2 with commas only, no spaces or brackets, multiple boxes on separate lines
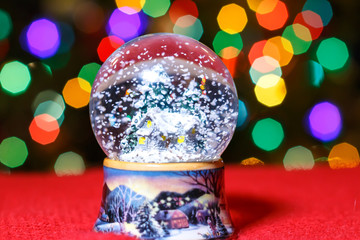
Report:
90,33,238,163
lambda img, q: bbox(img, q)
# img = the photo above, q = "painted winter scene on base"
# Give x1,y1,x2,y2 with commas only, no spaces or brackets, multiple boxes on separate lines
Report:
94,166,234,239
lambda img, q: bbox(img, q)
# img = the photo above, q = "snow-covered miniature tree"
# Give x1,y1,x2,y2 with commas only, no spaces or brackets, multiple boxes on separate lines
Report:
120,125,138,153
136,202,164,239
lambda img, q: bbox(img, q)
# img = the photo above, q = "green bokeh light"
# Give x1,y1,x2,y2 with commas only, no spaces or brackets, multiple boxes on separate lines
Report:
143,0,170,18
34,100,65,126
308,60,324,87
0,137,28,168
32,90,65,113
0,61,31,95
54,151,85,176
212,31,243,58
252,118,284,151
78,62,101,86
173,18,203,40
282,24,311,55
316,37,349,71
0,9,12,40
283,146,315,170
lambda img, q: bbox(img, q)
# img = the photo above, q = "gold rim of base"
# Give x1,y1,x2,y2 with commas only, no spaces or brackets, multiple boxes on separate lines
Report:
103,158,224,171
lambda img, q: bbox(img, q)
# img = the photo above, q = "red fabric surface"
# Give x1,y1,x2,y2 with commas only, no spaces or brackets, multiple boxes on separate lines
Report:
1,166,360,240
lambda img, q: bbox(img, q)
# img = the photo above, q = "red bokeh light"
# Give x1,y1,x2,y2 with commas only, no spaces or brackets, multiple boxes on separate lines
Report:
294,10,323,40
256,1,288,31
221,56,238,78
169,0,198,27
29,114,60,145
97,35,125,62
248,40,267,65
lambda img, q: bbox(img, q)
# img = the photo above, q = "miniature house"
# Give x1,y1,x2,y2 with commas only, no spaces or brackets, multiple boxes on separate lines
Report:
196,209,211,224
155,210,189,229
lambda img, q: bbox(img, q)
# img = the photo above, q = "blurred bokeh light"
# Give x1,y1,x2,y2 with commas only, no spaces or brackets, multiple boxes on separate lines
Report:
247,0,279,14
328,143,360,169
116,0,145,14
256,1,288,31
0,61,31,95
254,74,287,107
282,24,312,55
252,118,284,151
250,56,282,84
316,37,349,71
169,0,198,27
54,151,85,176
97,35,125,62
308,60,324,87
0,9,12,40
294,11,323,41
29,114,60,145
0,137,28,168
73,1,105,34
62,78,91,108
302,0,332,26
240,157,264,166
78,63,101,86
173,16,203,40
236,99,248,128
308,101,342,142
283,146,315,170
26,19,60,59
142,0,170,18
0,0,359,172
106,9,146,41
217,4,248,34
212,31,243,59
263,36,293,67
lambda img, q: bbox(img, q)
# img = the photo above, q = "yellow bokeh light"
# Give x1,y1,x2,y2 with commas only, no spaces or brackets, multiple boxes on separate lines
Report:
255,74,286,107
62,78,91,108
220,46,241,60
240,157,264,166
116,0,146,14
293,23,312,42
263,36,293,67
217,4,248,34
328,142,360,169
247,0,279,14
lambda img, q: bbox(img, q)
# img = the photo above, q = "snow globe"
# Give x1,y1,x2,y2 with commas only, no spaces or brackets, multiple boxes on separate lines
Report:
91,33,238,239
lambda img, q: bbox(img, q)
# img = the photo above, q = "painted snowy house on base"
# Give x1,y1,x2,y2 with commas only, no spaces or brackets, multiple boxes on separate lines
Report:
155,210,189,229
196,209,210,224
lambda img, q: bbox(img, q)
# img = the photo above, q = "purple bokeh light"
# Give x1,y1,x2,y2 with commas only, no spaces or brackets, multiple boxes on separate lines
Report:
106,9,147,41
26,19,60,58
308,101,342,142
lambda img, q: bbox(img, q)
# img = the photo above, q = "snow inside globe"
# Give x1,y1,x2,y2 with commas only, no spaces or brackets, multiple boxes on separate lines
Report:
90,33,238,163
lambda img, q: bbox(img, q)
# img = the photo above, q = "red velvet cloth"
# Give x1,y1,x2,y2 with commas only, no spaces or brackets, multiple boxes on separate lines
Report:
1,166,360,239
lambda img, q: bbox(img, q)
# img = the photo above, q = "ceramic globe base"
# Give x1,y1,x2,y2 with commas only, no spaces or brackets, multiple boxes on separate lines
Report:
94,158,234,239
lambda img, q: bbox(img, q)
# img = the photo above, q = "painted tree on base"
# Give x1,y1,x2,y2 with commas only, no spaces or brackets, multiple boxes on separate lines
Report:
161,221,170,237
216,213,228,236
136,202,163,239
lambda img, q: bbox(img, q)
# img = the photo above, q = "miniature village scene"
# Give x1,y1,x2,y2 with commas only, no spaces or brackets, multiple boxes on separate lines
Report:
90,37,238,164
94,167,234,239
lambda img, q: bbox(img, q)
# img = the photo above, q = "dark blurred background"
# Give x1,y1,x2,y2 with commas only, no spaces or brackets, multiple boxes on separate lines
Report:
0,0,359,174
